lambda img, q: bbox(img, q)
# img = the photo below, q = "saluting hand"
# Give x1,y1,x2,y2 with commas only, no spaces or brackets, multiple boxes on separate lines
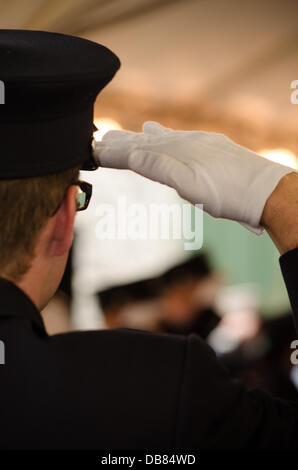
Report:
94,121,294,235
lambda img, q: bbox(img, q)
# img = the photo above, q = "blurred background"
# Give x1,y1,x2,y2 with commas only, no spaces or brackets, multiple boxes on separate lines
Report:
2,0,298,398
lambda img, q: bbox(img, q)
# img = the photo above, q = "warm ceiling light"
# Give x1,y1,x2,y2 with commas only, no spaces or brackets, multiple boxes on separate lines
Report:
93,118,122,142
259,148,298,170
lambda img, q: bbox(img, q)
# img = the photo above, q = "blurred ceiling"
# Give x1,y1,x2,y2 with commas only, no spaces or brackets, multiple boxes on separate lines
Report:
1,0,298,152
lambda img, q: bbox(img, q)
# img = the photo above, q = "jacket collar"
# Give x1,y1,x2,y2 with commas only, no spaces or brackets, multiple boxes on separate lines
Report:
0,277,47,336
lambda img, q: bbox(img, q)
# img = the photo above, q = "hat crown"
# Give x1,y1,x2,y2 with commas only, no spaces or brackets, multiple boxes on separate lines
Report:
0,30,120,177
0,29,120,81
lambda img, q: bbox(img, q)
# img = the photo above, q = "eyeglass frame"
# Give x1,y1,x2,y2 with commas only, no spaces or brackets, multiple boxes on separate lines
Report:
51,180,93,217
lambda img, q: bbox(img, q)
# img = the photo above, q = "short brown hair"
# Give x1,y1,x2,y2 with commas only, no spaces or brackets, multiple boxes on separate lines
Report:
0,166,80,282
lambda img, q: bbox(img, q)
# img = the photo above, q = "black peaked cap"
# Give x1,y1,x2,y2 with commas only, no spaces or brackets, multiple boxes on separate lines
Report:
0,29,120,178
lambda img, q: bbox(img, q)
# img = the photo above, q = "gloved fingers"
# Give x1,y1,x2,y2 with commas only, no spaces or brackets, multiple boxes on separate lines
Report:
97,134,207,169
127,148,192,192
143,121,173,135
94,142,194,200
101,129,140,144
94,143,133,169
143,123,216,150
101,125,174,143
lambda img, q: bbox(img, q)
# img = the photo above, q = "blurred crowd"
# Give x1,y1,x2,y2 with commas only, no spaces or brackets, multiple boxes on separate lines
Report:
42,250,298,402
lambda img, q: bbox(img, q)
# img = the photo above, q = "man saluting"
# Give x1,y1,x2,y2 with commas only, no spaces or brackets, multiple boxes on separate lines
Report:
0,29,297,450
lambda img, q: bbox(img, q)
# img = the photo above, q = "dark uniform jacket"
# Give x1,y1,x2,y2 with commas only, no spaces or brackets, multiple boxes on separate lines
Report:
0,249,298,450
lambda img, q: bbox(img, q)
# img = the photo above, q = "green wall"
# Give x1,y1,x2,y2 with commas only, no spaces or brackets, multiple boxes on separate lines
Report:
196,212,290,316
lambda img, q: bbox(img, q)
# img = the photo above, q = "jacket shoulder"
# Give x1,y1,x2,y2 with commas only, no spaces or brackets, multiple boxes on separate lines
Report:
50,326,186,348
49,327,187,369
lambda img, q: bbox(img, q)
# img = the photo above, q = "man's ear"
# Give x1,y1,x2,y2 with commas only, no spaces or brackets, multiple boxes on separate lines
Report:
49,185,77,257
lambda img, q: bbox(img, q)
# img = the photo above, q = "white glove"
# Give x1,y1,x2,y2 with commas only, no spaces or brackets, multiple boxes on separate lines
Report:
94,121,294,234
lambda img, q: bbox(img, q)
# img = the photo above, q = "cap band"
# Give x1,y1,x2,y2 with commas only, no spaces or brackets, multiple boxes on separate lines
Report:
0,105,94,178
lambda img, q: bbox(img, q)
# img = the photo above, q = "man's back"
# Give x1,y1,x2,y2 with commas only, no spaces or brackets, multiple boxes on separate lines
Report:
0,278,184,449
1,278,297,450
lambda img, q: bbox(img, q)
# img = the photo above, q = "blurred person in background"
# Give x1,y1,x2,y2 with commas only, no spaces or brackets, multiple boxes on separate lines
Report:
157,253,221,339
221,312,298,401
97,253,220,338
97,278,160,331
